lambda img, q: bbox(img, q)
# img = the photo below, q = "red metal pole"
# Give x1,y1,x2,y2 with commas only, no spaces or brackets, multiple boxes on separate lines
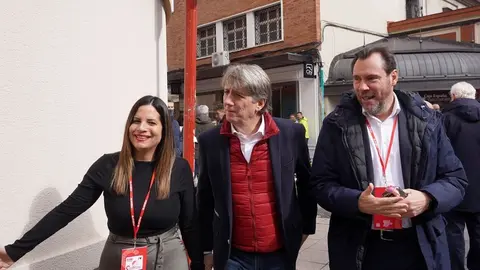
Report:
183,0,197,172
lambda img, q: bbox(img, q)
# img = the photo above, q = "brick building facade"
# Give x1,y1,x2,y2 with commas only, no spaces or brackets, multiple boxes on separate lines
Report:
167,0,322,151
167,0,320,70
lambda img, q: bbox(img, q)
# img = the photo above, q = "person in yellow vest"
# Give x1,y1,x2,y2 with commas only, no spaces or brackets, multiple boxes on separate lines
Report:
296,112,309,144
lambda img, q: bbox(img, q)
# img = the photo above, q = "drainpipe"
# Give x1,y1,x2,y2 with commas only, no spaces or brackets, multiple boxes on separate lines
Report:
317,21,388,122
183,0,197,171
315,50,325,122
319,63,325,121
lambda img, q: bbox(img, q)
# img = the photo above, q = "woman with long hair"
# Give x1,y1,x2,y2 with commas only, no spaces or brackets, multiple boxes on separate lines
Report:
0,95,203,270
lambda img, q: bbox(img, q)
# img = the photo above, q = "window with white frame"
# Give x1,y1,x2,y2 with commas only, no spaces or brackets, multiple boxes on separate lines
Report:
223,15,247,51
197,25,216,58
254,4,282,45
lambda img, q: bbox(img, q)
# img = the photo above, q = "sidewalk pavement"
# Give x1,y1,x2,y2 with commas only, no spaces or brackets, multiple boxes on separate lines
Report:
297,217,330,270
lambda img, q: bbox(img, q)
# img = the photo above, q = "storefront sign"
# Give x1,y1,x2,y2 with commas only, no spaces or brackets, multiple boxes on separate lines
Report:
418,91,450,104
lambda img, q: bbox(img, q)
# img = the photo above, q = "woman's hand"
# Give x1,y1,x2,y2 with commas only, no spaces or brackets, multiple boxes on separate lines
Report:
0,247,13,270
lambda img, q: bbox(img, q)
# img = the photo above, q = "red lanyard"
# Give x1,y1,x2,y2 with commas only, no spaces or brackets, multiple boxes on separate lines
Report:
365,116,398,184
129,172,156,243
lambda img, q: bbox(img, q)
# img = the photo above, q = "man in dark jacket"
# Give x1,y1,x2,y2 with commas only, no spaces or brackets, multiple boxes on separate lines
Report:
310,46,467,270
442,81,480,270
197,64,317,270
195,105,215,136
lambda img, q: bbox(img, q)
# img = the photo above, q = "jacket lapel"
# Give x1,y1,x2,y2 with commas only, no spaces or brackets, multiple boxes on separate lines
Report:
218,134,233,232
268,132,282,200
360,118,375,188
398,109,413,189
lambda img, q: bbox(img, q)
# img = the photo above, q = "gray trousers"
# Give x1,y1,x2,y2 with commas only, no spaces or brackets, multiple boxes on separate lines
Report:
97,226,189,270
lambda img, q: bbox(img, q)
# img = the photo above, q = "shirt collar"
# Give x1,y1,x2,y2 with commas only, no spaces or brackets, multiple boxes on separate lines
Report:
362,93,402,119
231,115,265,138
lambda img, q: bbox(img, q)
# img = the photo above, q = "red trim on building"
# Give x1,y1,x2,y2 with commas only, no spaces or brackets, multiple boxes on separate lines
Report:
388,5,480,34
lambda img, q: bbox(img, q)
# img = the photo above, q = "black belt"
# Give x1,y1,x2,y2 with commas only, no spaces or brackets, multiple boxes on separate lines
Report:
369,227,417,242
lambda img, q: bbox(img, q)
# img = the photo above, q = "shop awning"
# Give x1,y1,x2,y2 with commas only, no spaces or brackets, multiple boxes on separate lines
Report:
325,37,480,94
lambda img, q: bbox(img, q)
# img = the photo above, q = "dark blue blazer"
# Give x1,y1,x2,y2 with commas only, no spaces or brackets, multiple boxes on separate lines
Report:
196,116,317,270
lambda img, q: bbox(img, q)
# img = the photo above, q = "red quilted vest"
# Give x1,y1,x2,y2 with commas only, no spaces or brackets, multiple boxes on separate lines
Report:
220,113,283,253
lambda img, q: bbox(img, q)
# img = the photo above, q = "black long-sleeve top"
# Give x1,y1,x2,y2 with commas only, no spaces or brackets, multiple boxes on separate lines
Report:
5,153,203,269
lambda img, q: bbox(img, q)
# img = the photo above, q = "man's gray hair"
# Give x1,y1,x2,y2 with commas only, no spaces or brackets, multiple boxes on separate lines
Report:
221,64,272,113
450,81,477,99
196,105,209,115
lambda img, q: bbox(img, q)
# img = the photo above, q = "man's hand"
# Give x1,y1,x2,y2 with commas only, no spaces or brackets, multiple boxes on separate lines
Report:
400,189,431,218
0,247,13,270
300,234,308,247
358,183,409,218
204,253,213,270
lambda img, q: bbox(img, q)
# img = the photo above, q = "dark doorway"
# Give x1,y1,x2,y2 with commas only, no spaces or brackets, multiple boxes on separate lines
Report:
271,82,298,119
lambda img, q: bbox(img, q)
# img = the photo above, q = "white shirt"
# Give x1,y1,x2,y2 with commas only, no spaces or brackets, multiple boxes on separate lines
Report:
231,116,265,163
363,94,412,228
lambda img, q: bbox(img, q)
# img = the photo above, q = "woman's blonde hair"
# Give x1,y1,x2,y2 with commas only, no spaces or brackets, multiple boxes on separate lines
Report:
112,95,175,199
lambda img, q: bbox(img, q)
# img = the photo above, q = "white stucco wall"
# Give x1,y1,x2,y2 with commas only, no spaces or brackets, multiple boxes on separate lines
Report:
318,0,406,122
320,0,406,81
0,1,168,269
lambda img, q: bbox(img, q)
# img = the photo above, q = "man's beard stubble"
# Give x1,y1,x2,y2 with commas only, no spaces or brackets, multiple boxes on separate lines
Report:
365,100,385,116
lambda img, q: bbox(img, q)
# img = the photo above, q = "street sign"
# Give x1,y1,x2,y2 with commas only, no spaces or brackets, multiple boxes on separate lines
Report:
303,62,316,78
